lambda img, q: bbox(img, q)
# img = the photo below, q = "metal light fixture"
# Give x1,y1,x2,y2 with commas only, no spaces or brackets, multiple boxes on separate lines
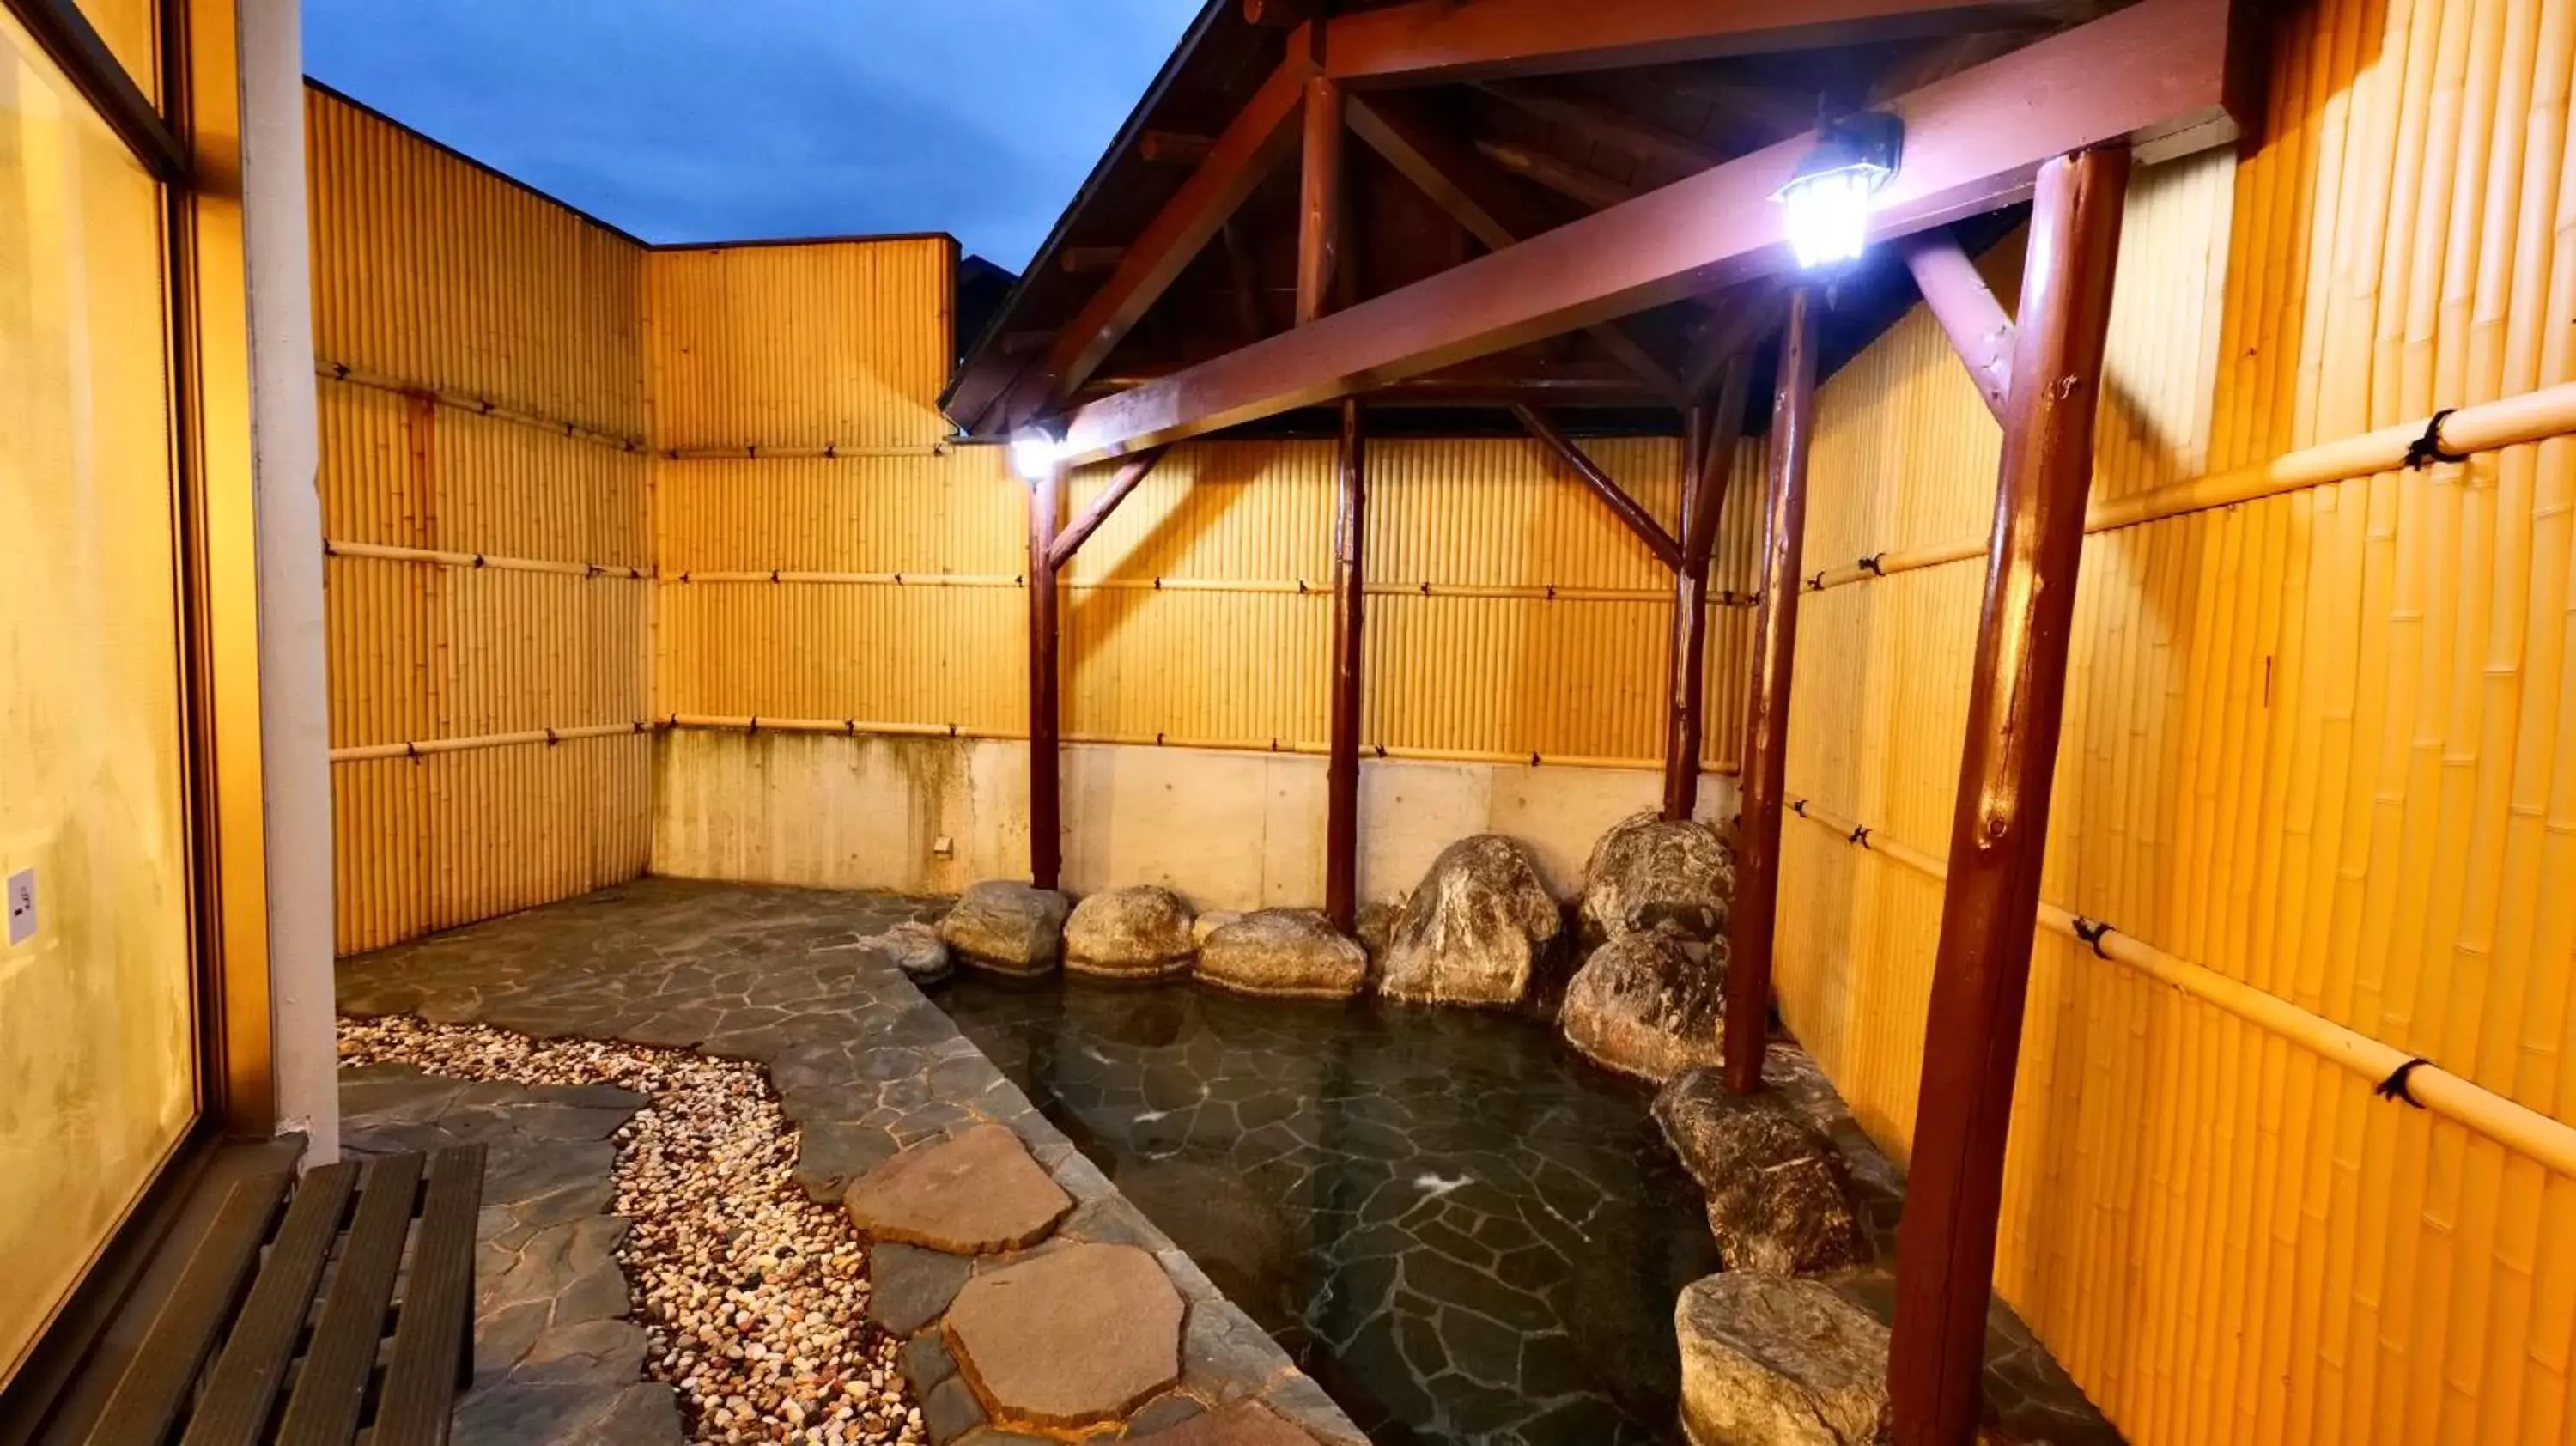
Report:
1773,111,1902,270
1010,426,1064,483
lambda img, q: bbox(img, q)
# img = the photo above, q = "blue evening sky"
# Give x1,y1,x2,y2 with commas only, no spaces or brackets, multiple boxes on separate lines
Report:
301,0,1203,270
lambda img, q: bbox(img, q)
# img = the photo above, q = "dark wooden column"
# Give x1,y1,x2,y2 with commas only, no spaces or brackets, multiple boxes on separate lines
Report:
1663,359,1750,821
1296,74,1345,328
1026,463,1065,890
1324,398,1368,931
1889,143,2130,1446
1721,284,1818,1095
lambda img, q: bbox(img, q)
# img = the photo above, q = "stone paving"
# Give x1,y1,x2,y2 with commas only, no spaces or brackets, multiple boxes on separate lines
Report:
336,878,1362,1445
338,1062,685,1445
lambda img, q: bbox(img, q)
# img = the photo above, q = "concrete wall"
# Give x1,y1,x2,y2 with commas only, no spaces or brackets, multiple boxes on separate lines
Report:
653,730,1739,908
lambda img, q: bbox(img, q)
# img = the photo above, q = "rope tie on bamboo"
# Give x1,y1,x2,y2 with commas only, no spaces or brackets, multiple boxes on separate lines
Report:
823,444,838,459
404,741,422,764
1848,824,1871,848
770,569,781,584
472,553,487,568
1790,799,1807,817
544,727,560,747
1859,554,1886,576
1530,751,1542,767
748,716,760,735
2404,409,2469,470
1807,572,1826,592
2071,915,2116,959
2376,1057,2433,1109
331,362,350,380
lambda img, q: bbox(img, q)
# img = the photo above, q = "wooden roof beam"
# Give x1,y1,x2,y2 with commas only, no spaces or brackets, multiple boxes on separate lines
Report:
1060,0,2246,465
1350,92,1683,401
1315,0,2111,87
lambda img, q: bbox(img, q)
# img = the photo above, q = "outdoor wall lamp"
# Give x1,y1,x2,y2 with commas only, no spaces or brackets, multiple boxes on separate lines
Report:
1774,111,1902,270
1011,426,1065,483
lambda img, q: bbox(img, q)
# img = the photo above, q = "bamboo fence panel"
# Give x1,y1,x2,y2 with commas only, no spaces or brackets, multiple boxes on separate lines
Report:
645,237,957,453
308,85,653,954
1770,3,2576,1438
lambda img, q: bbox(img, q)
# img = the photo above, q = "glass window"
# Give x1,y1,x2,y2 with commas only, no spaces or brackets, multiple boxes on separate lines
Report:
0,7,197,1382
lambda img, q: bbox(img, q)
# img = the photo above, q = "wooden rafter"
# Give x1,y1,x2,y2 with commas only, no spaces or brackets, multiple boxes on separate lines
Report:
1471,138,1637,210
1349,92,1682,399
1058,0,2245,465
1042,57,1314,404
1471,79,1722,176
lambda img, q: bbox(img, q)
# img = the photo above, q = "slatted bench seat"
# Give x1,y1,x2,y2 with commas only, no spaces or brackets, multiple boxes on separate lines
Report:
74,1145,485,1446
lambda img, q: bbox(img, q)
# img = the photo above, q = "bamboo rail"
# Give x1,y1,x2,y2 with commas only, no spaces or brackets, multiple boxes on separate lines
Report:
329,720,656,763
663,714,1746,775
664,714,1018,741
318,360,647,452
325,539,652,580
1803,380,2576,592
660,571,1759,605
1780,799,2576,1182
666,569,1022,587
658,442,951,461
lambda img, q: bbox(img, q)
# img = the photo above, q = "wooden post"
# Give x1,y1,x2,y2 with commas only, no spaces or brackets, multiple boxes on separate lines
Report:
1324,398,1367,931
1721,284,1818,1095
1027,462,1065,890
1663,360,1750,821
1296,74,1346,328
1888,143,2130,1446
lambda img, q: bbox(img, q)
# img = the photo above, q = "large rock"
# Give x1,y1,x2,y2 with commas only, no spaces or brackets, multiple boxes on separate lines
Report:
1676,1274,1890,1446
1582,811,1735,945
1654,1068,1868,1275
939,881,1071,975
1195,910,1367,1000
1560,933,1727,1082
1376,835,1562,1006
1064,886,1197,978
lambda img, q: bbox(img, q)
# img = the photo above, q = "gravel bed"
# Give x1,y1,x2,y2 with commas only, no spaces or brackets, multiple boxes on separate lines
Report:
339,1017,927,1446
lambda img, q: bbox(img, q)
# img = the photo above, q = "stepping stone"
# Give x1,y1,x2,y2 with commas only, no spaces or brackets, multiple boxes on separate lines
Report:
1141,1399,1320,1443
845,1124,1072,1254
944,1242,1184,1429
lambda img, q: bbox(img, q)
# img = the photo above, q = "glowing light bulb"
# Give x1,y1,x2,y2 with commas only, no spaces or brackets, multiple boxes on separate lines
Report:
1010,428,1062,483
1780,167,1876,269
1771,112,1901,271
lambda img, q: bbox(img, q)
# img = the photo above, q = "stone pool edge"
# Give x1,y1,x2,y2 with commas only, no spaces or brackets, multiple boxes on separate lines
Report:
333,894,1365,1446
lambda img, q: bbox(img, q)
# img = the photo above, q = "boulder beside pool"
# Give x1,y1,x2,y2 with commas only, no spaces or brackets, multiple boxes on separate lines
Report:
1195,909,1368,1000
1653,1066,1868,1275
939,880,1072,975
1560,933,1727,1082
1064,885,1198,977
1581,811,1735,947
1675,1273,1890,1446
1376,835,1562,1006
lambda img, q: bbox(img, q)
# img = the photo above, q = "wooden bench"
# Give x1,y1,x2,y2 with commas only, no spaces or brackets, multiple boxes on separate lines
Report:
76,1144,486,1446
